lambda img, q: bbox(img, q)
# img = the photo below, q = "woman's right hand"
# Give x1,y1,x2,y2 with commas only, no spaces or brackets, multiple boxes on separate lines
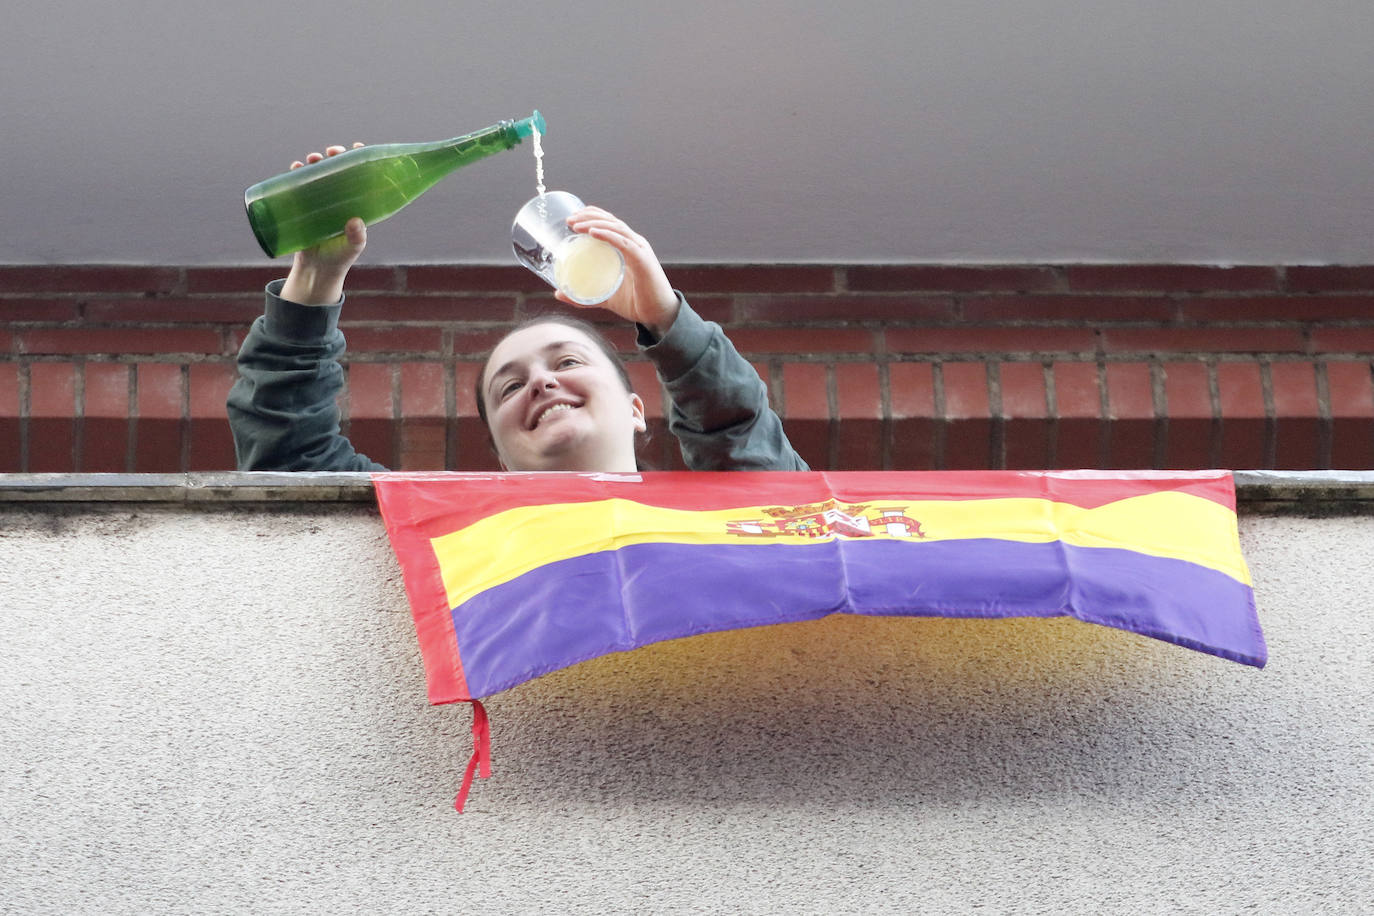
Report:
280,143,367,306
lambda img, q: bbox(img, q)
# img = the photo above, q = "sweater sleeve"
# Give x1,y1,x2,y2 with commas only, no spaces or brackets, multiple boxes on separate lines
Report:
639,294,808,471
226,280,388,472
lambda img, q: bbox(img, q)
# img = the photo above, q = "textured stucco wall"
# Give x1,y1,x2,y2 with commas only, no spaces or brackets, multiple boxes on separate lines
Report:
1,497,1371,914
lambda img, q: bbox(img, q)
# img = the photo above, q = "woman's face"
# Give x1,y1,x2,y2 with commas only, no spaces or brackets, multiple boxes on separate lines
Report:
481,322,645,472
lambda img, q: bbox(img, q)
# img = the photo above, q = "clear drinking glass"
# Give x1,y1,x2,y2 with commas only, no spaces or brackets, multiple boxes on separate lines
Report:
511,191,625,305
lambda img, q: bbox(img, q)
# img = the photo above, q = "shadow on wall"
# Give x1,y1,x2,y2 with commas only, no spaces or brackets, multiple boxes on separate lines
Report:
480,614,1242,809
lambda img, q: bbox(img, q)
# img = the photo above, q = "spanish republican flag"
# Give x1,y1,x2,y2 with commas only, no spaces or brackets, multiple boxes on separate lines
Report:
376,469,1264,702
374,470,1264,808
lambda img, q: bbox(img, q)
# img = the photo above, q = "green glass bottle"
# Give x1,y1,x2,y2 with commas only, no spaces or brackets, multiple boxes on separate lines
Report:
244,110,546,258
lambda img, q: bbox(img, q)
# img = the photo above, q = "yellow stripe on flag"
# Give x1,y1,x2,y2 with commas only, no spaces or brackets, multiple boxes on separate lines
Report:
430,491,1250,611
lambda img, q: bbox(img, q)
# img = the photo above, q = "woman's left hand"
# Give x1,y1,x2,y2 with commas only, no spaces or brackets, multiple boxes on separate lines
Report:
561,206,680,338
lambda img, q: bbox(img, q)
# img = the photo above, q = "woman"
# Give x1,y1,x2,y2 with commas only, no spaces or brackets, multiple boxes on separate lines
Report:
228,144,806,473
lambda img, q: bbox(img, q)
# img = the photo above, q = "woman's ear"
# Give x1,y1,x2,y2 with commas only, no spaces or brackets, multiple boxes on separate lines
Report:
629,393,647,433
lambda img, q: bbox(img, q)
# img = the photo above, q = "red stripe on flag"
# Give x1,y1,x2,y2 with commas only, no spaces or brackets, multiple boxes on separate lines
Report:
375,470,1236,544
374,475,473,703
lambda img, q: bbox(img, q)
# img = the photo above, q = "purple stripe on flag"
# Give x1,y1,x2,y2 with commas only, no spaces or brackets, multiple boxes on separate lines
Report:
452,540,1264,698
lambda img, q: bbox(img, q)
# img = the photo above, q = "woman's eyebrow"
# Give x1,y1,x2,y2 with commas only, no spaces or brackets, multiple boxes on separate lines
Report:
486,341,590,394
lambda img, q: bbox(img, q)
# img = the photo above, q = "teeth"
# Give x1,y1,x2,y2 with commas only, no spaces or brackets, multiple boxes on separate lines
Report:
537,403,574,426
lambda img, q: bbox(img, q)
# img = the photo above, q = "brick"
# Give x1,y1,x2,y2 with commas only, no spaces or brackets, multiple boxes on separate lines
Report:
339,326,444,355
1325,361,1374,419
1102,327,1305,355
398,362,449,471
1105,363,1157,469
675,295,734,325
227,327,249,354
1161,362,1213,420
343,294,517,322
845,265,1058,294
834,363,882,419
405,265,546,294
624,361,664,420
886,327,1097,355
1000,362,1049,419
81,363,131,418
518,299,621,325
20,328,223,356
625,363,674,471
183,266,289,295
1310,327,1374,354
399,363,448,417
999,362,1050,470
135,364,185,472
28,363,77,473
188,363,238,420
939,362,994,422
1216,363,1266,470
782,363,831,469
399,421,446,470
343,362,396,468
639,418,675,471
834,363,882,469
0,266,181,295
781,362,829,420
453,328,522,357
137,363,185,419
663,265,836,295
1161,361,1215,469
1178,295,1374,322
1325,361,1374,468
0,299,80,321
1052,362,1103,469
1053,362,1102,420
725,328,875,355
499,314,643,355
344,362,395,419
942,362,993,470
738,294,954,323
185,265,398,295
454,361,485,417
83,298,265,324
1269,362,1321,469
962,295,1176,322
81,363,131,472
188,363,239,471
454,361,501,472
0,364,19,471
888,363,938,471
1064,265,1279,293
1284,266,1374,293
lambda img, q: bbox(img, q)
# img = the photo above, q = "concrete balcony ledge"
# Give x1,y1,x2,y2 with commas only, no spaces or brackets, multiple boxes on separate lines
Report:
2,470,1374,513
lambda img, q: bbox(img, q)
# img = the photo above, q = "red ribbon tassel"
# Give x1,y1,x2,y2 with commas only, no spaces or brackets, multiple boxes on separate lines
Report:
454,699,491,813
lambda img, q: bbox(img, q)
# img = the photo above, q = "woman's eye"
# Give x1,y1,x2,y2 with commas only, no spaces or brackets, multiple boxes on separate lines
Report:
556,356,582,369
500,380,523,399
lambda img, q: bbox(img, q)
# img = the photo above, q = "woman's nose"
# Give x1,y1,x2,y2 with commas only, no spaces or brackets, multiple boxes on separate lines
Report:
526,367,558,395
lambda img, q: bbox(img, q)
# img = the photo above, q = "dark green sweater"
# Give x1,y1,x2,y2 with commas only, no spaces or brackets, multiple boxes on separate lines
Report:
227,281,807,472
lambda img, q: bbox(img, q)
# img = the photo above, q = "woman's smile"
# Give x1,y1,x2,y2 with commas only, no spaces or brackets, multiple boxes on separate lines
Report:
531,401,579,429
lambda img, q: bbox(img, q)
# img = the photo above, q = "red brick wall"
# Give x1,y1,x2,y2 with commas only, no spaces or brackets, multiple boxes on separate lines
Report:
3,263,1373,472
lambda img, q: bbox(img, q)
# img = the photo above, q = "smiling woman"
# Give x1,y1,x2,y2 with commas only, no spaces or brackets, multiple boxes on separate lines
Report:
476,318,646,472
226,147,806,473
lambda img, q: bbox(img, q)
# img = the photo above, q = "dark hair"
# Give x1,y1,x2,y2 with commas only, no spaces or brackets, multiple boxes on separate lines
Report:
474,313,635,428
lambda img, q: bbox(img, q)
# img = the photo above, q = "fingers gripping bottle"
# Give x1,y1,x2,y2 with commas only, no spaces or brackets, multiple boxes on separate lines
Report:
244,111,546,258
